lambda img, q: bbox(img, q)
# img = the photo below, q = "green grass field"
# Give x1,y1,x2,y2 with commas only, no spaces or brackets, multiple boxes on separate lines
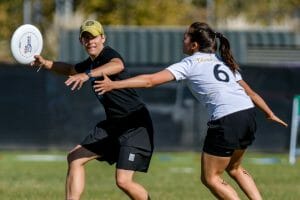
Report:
0,151,299,200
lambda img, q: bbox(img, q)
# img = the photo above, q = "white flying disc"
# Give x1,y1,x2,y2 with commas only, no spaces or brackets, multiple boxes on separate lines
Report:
10,24,43,64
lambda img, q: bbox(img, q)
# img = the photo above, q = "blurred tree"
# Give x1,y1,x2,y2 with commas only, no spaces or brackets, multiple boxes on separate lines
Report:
0,0,55,61
0,0,298,39
0,0,299,62
0,0,54,39
74,0,206,25
0,0,23,39
215,0,300,27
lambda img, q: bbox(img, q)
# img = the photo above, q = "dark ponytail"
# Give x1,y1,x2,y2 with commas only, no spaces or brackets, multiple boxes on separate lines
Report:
215,32,239,72
188,22,239,72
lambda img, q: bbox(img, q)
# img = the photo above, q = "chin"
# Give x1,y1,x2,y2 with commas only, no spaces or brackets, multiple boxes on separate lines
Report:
87,51,98,57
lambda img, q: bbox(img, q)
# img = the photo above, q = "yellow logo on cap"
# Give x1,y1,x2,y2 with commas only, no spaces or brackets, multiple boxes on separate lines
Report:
80,20,104,38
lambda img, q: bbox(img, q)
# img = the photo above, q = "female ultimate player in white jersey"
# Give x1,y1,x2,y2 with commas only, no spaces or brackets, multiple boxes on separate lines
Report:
94,22,288,200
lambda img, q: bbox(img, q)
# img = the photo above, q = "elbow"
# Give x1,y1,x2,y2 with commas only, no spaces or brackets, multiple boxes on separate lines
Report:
144,81,154,88
111,59,125,74
119,63,125,71
249,92,258,99
245,90,257,98
144,76,157,88
117,59,125,72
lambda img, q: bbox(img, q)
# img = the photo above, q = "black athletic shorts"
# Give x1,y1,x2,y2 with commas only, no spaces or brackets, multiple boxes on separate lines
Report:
203,108,256,157
80,107,154,172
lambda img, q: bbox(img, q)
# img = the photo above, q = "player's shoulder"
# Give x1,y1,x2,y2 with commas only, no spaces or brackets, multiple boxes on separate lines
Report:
74,57,91,72
100,46,123,59
102,46,119,54
103,45,114,51
182,53,217,69
194,52,219,62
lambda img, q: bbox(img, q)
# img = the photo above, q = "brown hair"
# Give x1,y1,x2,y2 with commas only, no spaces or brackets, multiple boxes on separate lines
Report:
187,22,239,72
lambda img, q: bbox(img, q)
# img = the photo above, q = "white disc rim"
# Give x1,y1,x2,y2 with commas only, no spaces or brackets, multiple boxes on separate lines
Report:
10,24,43,64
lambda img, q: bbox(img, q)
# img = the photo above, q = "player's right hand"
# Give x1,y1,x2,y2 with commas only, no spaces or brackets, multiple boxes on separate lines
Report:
30,55,50,70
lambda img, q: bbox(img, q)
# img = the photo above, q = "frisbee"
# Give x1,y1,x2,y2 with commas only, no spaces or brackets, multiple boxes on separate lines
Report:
10,24,43,64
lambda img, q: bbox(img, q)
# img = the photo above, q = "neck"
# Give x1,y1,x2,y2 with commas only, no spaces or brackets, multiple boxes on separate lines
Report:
90,55,96,60
90,46,105,60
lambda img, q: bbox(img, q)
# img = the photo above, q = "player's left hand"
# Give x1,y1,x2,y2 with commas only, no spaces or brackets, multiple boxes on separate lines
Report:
65,73,89,90
94,73,113,94
267,114,288,127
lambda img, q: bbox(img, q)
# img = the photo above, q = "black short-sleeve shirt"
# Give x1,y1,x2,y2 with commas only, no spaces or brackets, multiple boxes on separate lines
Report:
75,46,145,119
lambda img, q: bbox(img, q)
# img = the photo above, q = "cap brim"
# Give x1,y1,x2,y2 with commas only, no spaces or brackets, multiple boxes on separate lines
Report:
80,28,101,38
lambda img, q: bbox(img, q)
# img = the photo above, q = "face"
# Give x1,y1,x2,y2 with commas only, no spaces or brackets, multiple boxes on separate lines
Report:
80,32,105,60
182,32,196,55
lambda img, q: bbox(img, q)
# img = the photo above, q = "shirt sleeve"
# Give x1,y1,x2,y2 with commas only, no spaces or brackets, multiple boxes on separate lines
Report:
74,59,90,73
166,58,191,81
101,46,124,63
234,71,243,81
74,46,123,73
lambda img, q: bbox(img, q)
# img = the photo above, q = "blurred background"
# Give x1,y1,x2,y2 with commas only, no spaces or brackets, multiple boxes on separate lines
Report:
0,0,300,153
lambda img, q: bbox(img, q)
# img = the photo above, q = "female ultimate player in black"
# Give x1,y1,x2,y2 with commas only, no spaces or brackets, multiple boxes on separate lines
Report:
94,22,288,200
31,20,153,200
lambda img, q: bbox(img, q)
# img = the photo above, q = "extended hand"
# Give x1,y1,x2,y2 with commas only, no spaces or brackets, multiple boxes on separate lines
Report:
94,73,114,94
30,55,49,70
65,73,89,90
267,114,288,127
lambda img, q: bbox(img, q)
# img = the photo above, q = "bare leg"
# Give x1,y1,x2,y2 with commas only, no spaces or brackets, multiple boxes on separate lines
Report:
116,169,149,200
65,145,99,200
201,152,240,200
226,150,262,200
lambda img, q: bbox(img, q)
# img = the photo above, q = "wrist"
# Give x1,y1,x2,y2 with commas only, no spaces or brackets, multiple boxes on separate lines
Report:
85,69,92,79
43,60,52,69
112,81,119,90
266,112,275,118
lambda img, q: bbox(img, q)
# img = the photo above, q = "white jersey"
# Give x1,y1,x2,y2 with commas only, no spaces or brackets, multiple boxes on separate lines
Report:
167,52,254,120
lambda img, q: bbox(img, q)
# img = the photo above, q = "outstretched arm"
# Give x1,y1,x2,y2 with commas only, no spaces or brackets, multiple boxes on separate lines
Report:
238,80,288,127
31,55,76,75
65,58,124,90
93,69,175,94
31,55,125,90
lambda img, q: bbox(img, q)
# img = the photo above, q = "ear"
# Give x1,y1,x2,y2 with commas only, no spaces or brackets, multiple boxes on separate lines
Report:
101,35,106,43
191,42,199,50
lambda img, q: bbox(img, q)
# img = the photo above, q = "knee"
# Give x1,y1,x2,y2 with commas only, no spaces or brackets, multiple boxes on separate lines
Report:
116,176,130,190
201,173,215,188
226,166,241,178
67,152,83,167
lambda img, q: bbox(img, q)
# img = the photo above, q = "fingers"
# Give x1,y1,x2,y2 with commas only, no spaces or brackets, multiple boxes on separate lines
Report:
275,116,288,127
31,55,42,65
65,76,74,86
65,73,89,91
65,73,112,93
97,89,106,95
71,80,82,91
65,76,83,91
30,55,45,71
103,73,109,79
65,78,80,90
279,120,288,127
93,81,103,92
93,73,112,94
93,80,109,94
268,115,288,127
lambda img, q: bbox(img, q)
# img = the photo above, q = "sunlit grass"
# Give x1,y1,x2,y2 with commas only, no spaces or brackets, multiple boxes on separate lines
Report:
0,151,299,200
